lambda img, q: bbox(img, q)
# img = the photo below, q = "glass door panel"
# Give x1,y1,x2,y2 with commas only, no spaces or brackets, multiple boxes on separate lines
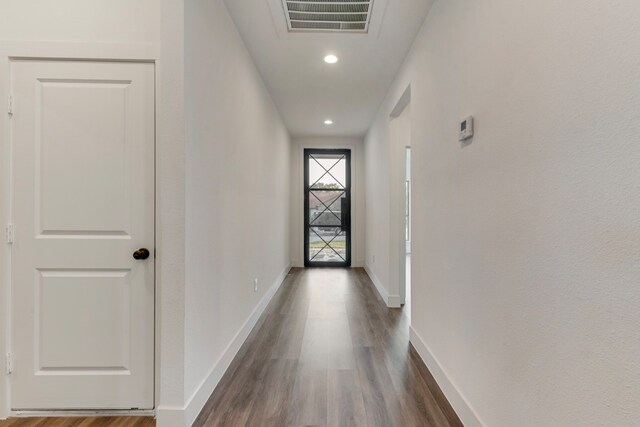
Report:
304,149,351,267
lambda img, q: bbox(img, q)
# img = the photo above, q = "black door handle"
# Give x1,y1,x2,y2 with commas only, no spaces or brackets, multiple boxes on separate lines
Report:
341,197,349,233
133,248,150,260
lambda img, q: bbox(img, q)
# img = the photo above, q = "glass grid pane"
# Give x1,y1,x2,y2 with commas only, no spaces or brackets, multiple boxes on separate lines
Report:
308,227,346,262
309,191,344,226
309,155,346,190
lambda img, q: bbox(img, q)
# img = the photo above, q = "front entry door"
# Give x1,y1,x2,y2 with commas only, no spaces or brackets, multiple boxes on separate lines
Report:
304,149,351,267
11,60,155,410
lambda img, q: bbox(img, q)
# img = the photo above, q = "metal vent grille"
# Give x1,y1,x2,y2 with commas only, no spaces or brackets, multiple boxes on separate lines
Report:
283,0,373,33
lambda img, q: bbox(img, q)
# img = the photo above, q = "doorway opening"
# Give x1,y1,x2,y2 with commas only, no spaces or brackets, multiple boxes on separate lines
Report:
304,149,352,267
390,85,411,314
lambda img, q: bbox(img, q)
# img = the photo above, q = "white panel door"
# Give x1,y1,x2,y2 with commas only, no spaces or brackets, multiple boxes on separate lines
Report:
11,60,155,410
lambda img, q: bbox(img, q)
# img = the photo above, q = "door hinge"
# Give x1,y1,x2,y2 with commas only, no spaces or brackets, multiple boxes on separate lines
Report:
5,353,12,375
7,95,13,117
6,224,14,244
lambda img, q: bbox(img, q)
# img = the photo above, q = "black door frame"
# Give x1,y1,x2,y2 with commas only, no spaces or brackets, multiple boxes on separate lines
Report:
304,149,352,268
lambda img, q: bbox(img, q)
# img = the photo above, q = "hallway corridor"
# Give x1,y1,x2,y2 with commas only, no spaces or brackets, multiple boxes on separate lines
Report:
194,268,461,427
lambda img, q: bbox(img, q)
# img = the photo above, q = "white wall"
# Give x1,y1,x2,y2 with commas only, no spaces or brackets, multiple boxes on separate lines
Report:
364,101,411,307
364,118,390,304
0,2,177,422
156,0,187,425
365,1,640,425
184,0,291,425
290,137,365,268
0,0,159,46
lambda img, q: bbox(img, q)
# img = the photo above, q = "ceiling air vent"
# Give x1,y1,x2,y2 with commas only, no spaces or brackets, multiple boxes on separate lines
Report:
282,0,373,33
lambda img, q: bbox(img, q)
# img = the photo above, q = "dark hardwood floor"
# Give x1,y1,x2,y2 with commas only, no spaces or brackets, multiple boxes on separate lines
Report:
194,267,462,427
0,417,154,427
1,268,460,427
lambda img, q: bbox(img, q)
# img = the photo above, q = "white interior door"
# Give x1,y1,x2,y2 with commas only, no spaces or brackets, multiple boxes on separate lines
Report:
10,60,155,410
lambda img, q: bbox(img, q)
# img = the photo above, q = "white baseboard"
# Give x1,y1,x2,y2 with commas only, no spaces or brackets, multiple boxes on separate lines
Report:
409,327,484,427
12,410,155,418
181,264,291,427
364,265,401,308
387,294,402,308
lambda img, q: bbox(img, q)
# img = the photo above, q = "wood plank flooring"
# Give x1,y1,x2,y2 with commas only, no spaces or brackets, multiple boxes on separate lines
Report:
0,417,154,427
1,268,461,427
194,268,462,427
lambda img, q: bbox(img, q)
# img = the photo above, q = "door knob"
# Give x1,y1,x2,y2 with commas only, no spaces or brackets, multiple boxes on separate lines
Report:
133,248,150,260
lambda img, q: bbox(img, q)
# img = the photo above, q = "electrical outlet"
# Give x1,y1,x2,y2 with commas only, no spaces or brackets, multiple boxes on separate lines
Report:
254,278,258,293
373,255,376,263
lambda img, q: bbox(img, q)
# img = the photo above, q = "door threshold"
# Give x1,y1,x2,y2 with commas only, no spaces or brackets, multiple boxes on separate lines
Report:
11,409,155,418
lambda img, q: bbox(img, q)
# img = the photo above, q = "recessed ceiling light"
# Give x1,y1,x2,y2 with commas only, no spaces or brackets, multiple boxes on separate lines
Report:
324,55,338,64
324,119,334,125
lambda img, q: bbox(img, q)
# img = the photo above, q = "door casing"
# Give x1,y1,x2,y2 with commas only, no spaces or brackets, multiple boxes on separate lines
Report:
2,56,157,416
303,148,352,268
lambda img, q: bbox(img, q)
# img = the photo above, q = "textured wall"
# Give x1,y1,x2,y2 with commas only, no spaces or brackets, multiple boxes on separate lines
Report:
365,0,640,425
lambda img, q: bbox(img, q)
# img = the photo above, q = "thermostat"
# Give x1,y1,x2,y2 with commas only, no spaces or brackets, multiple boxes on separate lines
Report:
459,116,474,141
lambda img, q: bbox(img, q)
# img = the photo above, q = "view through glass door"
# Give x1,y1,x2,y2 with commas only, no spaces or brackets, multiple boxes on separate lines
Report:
304,149,351,267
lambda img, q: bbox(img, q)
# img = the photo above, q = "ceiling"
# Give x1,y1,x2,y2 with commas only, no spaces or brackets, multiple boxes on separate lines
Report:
223,0,433,138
